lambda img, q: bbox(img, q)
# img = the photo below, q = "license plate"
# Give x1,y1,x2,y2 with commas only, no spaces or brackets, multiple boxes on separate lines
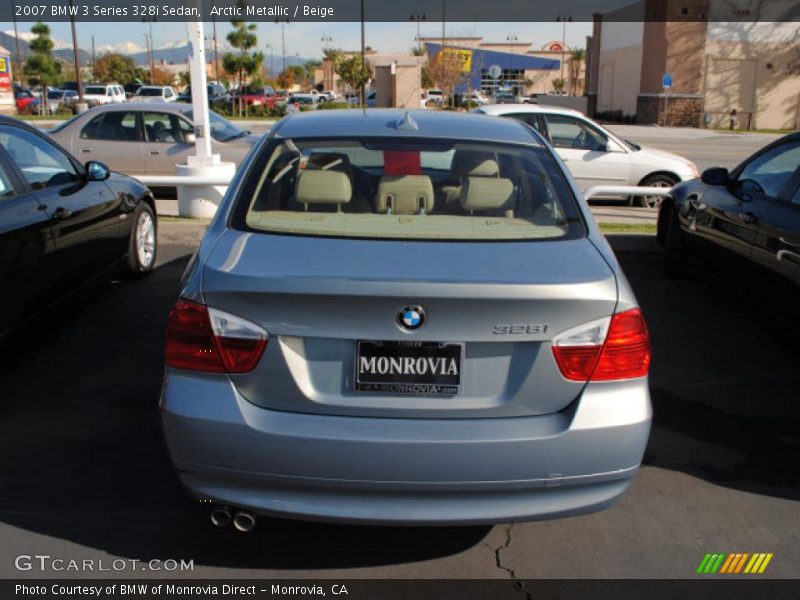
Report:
355,341,463,396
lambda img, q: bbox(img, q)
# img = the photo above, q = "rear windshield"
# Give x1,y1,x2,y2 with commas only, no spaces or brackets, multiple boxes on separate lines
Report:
236,137,584,241
136,88,163,96
84,86,106,95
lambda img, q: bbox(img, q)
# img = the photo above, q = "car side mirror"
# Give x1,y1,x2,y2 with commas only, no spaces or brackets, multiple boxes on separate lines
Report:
605,140,624,153
185,132,196,144
85,161,110,181
701,167,729,186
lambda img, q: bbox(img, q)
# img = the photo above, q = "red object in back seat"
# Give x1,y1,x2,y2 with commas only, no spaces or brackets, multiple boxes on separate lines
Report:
383,150,421,175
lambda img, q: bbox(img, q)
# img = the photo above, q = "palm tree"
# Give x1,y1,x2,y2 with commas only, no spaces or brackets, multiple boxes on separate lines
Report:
569,48,586,95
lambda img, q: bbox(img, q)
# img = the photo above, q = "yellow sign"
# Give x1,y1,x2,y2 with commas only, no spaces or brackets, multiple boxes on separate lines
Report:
441,48,472,73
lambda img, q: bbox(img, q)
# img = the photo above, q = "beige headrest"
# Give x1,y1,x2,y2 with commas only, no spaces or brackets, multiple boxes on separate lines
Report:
376,175,434,215
460,177,515,211
295,170,352,205
450,150,500,178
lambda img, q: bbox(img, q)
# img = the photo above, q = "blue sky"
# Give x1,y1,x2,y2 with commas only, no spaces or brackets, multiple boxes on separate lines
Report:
2,21,592,59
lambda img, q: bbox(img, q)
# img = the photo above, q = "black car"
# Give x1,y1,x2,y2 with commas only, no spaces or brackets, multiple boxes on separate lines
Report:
0,116,157,339
176,83,229,105
658,132,800,311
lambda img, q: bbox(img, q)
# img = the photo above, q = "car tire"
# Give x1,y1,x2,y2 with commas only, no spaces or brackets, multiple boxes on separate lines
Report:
637,174,678,210
664,204,687,278
126,203,157,277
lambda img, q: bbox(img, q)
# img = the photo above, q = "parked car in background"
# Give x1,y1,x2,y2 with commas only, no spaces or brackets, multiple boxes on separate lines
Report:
83,84,126,105
160,109,651,528
48,103,259,177
0,115,157,340
14,88,39,114
475,104,699,208
130,85,178,103
345,90,377,107
308,89,337,102
228,85,279,109
285,95,320,112
124,83,144,99
46,89,79,114
177,83,229,105
658,132,800,296
493,91,530,104
422,89,444,107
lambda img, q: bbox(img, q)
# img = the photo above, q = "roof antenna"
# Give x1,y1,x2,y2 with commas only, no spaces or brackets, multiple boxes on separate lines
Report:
396,112,419,131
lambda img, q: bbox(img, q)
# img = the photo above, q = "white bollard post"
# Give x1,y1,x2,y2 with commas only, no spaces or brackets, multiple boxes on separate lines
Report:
178,16,236,219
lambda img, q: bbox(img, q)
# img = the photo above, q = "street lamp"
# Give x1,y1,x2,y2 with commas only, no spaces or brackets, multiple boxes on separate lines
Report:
321,35,333,51
265,43,273,82
275,18,290,96
506,33,518,54
556,13,572,82
410,11,426,55
142,17,158,84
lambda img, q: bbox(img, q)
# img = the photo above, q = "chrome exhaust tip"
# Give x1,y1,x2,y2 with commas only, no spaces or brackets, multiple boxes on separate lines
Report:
210,506,232,528
233,510,256,533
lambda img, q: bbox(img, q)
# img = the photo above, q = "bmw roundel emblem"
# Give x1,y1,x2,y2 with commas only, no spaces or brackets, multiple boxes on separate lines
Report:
398,305,425,330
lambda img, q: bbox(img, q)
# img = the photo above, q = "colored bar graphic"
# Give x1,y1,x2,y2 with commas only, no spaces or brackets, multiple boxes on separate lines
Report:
701,552,773,574
758,554,773,574
697,554,712,574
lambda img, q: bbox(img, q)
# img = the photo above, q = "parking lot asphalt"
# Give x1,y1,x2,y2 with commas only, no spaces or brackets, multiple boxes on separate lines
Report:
0,222,797,580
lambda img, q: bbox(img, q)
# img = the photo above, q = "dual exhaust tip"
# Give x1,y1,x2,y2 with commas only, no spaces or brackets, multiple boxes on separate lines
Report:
210,506,256,532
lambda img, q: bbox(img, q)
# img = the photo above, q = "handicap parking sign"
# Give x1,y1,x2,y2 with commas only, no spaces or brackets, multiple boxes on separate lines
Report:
662,73,673,89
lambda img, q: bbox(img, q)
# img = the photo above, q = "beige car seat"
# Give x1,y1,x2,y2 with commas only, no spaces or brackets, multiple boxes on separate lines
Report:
376,175,435,215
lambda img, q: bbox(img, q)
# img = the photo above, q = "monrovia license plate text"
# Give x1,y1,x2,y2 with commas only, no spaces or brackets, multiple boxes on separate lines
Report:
356,341,463,395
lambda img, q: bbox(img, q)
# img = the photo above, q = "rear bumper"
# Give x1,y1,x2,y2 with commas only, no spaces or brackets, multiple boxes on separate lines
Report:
160,371,651,525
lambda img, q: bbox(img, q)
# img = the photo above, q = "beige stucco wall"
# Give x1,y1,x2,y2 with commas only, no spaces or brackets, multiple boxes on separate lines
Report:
596,22,644,116
703,38,800,129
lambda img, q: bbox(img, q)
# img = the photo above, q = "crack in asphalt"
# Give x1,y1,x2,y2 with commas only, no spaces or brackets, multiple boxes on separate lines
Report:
493,524,533,600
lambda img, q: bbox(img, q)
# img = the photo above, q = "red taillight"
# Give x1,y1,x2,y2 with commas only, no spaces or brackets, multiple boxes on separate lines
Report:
165,299,267,373
552,308,650,382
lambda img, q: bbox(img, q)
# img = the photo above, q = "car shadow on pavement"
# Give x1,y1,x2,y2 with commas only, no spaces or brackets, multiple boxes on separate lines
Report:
607,234,800,502
0,253,490,570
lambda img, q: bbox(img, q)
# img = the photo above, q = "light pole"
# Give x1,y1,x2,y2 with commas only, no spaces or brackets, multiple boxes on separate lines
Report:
265,43,273,82
275,18,289,96
410,11,426,55
506,34,518,54
142,34,152,84
360,0,366,108
211,14,219,84
69,0,83,106
143,17,157,84
321,35,332,51
11,7,22,86
556,13,572,83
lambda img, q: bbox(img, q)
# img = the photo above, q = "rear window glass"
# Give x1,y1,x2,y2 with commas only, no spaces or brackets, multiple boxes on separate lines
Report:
236,137,584,241
137,88,164,96
84,86,106,95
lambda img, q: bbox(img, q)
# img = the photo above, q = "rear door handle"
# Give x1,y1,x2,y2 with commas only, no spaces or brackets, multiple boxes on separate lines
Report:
148,150,160,156
739,211,757,224
52,207,72,220
80,148,91,154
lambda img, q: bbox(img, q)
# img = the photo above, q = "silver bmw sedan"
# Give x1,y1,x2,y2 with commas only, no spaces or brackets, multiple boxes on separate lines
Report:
160,109,651,529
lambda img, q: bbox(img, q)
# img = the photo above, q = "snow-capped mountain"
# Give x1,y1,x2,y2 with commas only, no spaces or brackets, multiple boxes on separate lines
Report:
3,30,71,50
96,41,145,55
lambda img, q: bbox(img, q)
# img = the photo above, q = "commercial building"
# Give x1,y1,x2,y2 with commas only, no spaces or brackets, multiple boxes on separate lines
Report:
586,0,800,129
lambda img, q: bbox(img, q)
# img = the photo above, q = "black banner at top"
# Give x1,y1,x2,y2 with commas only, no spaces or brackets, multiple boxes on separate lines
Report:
2,0,800,22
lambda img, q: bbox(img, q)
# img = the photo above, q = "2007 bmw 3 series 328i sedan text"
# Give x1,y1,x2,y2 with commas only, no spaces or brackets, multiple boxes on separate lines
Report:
160,110,652,527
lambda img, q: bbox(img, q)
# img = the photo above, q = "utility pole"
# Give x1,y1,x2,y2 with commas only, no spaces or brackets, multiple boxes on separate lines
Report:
212,14,219,83
410,12,426,55
69,0,83,105
265,43,273,82
360,0,366,108
12,8,23,86
556,13,572,83
143,34,152,84
91,36,96,76
143,17,156,84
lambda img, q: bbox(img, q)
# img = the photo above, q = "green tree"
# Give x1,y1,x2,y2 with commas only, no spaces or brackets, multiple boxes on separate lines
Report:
569,48,586,95
24,22,61,113
334,55,371,107
224,12,264,116
92,53,140,84
552,78,566,93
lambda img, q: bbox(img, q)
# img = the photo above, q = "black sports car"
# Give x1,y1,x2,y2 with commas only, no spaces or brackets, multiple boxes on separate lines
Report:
658,132,800,321
0,115,157,339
